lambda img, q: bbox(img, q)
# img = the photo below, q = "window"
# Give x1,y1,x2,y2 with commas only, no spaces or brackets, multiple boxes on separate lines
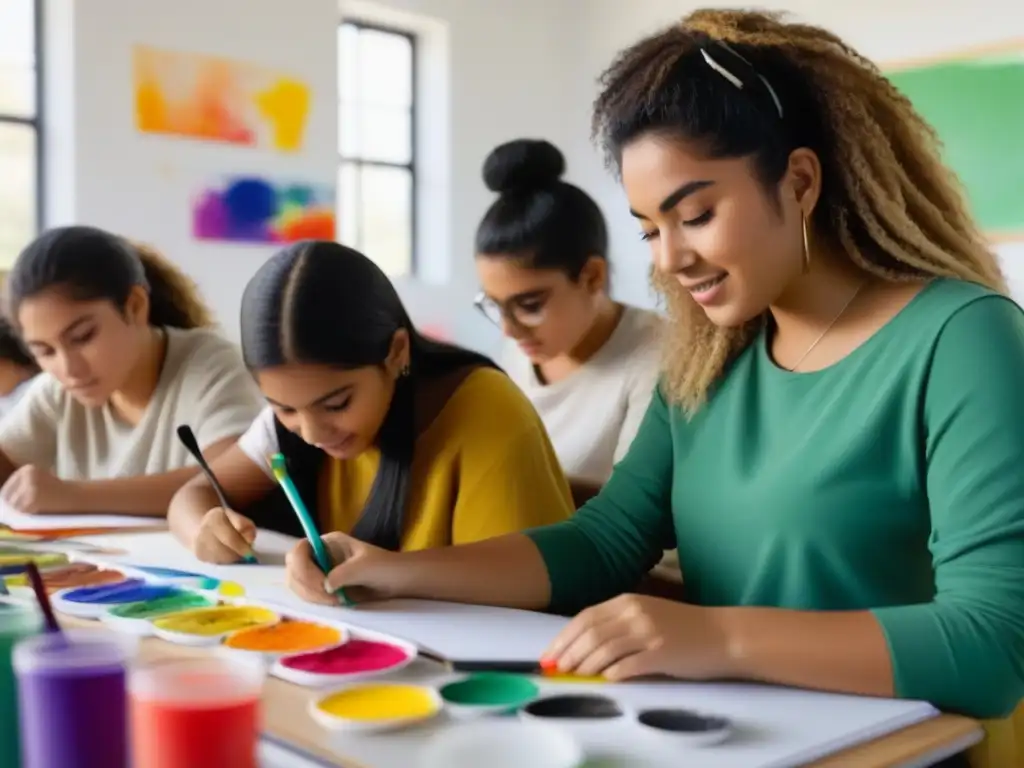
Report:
0,0,41,270
338,21,416,277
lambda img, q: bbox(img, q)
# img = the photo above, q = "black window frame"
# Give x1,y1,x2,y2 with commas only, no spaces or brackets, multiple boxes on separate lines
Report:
338,19,418,275
0,0,44,238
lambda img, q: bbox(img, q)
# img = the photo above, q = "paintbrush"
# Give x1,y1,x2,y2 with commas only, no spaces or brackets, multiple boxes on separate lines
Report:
268,453,353,607
416,654,601,680
176,425,258,564
24,562,62,637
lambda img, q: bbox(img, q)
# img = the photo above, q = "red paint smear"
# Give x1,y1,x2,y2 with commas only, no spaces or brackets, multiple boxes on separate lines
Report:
281,639,409,675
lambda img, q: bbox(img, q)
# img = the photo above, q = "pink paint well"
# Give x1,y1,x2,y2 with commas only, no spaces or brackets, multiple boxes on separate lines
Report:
280,639,410,675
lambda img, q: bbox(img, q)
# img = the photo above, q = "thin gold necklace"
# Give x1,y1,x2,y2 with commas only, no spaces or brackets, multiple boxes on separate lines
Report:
785,281,867,372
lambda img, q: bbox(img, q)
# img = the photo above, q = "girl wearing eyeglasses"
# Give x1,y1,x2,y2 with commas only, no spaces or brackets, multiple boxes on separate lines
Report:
473,139,663,509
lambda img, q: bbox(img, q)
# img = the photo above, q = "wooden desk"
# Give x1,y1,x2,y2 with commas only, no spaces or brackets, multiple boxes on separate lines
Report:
65,622,978,768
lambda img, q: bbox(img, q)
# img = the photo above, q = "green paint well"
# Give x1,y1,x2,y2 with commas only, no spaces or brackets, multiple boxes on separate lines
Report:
440,673,539,710
108,592,215,621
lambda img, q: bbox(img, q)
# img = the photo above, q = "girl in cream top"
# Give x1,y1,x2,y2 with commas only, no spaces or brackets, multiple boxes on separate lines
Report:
0,227,263,518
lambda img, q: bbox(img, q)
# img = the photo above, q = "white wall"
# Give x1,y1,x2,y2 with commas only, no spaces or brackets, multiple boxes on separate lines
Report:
42,0,573,354
560,0,1024,308
339,0,576,354
43,0,339,339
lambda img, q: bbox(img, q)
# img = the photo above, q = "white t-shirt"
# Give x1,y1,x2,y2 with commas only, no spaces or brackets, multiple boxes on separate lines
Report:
237,406,284,477
0,327,264,479
0,376,36,421
502,304,663,483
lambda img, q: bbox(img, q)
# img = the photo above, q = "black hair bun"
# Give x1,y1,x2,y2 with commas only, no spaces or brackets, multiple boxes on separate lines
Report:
482,139,565,194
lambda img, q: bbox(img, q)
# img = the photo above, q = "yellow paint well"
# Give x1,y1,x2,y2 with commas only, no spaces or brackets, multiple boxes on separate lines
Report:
218,581,246,598
315,684,439,721
153,605,278,637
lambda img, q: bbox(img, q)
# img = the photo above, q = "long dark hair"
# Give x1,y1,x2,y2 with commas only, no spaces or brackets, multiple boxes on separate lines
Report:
0,317,38,372
6,226,214,329
475,139,608,280
240,240,495,550
591,9,1002,411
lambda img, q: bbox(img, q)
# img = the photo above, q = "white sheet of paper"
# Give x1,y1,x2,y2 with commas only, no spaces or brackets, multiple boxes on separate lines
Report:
0,500,166,531
65,530,294,591
252,588,570,662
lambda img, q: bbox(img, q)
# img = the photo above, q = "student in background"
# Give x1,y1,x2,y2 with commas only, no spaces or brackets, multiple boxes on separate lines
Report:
474,138,662,507
0,226,263,517
168,241,572,564
284,9,1024,753
0,318,38,419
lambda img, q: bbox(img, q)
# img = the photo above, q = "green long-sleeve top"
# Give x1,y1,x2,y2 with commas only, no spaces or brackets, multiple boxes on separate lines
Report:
528,279,1024,720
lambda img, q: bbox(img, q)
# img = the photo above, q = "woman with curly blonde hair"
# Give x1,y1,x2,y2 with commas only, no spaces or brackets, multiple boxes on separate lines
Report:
282,9,1024,748
0,226,263,517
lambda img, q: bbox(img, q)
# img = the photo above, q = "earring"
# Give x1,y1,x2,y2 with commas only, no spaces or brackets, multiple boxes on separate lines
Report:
399,363,411,378
801,213,812,274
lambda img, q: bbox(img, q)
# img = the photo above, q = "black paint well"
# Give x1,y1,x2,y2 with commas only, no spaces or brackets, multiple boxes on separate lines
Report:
637,708,730,733
522,694,623,720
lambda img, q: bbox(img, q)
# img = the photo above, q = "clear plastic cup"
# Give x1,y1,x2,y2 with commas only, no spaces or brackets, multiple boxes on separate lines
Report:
130,655,266,768
13,628,136,768
0,601,43,768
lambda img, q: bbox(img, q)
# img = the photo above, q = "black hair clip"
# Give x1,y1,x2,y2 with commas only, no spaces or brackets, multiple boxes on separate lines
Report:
700,42,784,119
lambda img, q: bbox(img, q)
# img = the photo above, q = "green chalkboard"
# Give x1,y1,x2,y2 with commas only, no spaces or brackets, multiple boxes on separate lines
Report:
886,47,1024,237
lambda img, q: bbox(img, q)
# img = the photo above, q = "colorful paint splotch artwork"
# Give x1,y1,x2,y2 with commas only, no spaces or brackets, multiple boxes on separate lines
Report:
192,177,336,244
133,45,311,152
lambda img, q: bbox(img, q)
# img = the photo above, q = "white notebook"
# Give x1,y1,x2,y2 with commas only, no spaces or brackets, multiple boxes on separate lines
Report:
0,500,166,532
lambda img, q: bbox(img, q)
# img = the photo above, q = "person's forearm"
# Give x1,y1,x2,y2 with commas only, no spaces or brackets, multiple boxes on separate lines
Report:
718,607,894,698
67,466,205,517
395,533,552,610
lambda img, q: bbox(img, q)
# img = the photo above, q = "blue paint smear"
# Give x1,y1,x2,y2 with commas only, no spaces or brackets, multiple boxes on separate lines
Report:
62,581,184,605
123,566,221,591
130,566,206,579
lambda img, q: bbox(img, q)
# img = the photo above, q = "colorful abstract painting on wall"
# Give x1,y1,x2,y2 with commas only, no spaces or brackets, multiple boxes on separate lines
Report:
133,45,311,152
192,177,336,244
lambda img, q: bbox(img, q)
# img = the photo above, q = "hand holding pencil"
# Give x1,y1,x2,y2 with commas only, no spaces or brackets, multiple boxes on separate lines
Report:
285,531,399,606
191,506,258,565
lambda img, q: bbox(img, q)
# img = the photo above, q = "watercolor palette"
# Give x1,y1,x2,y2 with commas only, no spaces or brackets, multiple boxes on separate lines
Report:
0,549,69,575
52,581,188,619
310,683,443,733
520,694,734,746
271,636,418,687
102,592,218,635
223,620,346,659
4,562,128,595
151,605,280,646
440,673,540,717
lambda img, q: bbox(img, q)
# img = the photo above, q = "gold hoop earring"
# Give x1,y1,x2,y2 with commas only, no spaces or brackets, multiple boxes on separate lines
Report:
801,214,812,274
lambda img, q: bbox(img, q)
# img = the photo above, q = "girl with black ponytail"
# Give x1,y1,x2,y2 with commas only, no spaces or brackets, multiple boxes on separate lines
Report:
169,240,572,564
0,226,262,517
